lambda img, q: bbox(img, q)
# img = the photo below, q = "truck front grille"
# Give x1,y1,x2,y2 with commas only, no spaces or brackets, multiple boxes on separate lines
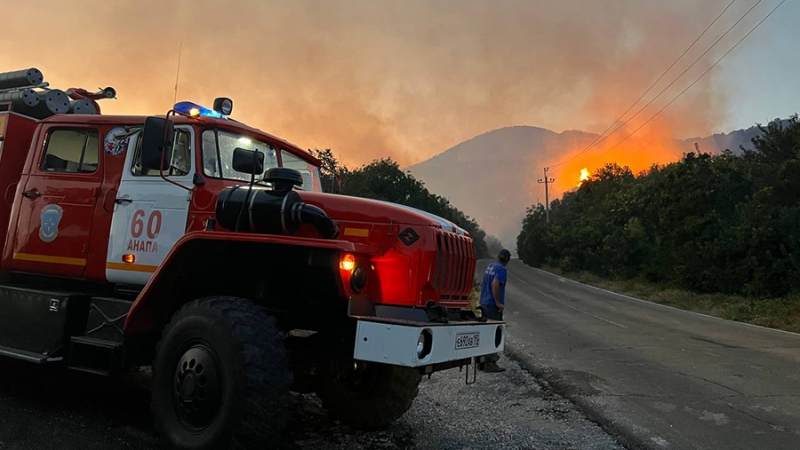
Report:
433,231,475,300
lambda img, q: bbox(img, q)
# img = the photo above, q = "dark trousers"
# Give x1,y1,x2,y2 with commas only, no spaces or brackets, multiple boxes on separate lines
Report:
482,304,504,321
481,304,503,364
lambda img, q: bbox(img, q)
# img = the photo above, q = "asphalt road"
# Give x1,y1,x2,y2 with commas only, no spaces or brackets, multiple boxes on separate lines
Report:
491,259,800,450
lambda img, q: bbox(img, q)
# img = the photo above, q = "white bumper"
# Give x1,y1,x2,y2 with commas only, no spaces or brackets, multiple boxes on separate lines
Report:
353,319,505,368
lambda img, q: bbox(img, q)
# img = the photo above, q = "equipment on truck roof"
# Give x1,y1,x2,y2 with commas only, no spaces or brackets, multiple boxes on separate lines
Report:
0,67,115,119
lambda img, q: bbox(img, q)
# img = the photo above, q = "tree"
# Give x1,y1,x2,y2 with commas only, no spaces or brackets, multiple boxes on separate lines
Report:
311,148,349,193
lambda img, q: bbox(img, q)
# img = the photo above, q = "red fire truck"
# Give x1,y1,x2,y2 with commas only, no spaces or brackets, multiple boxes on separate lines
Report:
0,69,504,449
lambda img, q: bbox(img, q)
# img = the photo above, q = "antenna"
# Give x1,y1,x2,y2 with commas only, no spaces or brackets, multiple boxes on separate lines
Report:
173,42,183,104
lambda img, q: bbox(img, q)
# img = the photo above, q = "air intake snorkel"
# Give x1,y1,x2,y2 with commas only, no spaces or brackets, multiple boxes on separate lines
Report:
216,166,339,239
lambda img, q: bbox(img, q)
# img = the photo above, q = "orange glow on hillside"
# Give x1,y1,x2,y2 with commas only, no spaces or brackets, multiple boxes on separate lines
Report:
578,168,590,186
551,117,685,197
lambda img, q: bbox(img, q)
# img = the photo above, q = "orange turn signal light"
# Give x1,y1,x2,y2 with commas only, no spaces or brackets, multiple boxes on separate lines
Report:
340,254,355,271
123,254,135,264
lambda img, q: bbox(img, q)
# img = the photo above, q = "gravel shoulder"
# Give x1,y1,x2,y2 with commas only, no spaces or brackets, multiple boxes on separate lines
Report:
0,354,623,450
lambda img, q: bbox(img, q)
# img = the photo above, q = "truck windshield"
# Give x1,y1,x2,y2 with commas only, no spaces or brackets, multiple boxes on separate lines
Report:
202,129,278,182
281,150,323,192
202,129,322,192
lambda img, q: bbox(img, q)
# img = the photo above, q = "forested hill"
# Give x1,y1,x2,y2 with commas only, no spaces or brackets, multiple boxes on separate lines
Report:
516,116,800,298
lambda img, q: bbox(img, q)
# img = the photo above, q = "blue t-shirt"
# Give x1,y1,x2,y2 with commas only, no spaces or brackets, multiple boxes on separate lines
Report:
480,262,507,306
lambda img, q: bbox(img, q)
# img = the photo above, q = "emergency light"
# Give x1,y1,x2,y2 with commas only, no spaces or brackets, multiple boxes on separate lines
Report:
173,97,233,119
173,101,223,119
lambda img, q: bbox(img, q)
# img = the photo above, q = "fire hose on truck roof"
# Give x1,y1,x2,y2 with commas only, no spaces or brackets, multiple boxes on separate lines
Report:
0,67,115,119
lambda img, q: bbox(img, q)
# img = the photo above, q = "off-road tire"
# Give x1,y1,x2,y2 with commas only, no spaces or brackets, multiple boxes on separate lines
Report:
151,296,291,450
317,361,422,429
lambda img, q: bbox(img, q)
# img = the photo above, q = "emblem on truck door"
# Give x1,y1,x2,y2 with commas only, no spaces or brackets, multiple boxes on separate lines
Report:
104,127,130,156
39,204,63,243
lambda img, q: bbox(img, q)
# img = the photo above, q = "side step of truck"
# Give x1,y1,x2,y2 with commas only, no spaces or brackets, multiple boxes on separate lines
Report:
68,336,124,376
84,297,131,342
67,297,133,375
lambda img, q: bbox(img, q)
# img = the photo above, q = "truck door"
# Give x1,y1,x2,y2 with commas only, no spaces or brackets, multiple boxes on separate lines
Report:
11,125,102,278
106,126,194,286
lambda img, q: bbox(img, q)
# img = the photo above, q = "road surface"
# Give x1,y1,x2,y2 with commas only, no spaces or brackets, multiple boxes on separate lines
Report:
492,259,800,450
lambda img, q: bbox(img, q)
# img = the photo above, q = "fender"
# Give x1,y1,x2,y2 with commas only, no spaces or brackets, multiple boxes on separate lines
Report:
124,230,381,333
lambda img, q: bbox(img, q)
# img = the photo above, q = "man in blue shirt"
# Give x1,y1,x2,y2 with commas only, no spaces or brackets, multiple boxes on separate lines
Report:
479,249,511,372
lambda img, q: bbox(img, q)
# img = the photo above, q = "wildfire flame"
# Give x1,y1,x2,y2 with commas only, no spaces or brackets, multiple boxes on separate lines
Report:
578,168,590,186
550,118,688,198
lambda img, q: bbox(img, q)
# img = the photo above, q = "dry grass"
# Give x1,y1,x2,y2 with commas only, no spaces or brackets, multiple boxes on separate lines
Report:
542,265,800,334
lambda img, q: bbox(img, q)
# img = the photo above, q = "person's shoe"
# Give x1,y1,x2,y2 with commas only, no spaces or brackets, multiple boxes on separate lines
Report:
481,362,506,373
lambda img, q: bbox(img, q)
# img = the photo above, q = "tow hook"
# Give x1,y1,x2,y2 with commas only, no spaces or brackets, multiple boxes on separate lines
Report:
460,357,477,385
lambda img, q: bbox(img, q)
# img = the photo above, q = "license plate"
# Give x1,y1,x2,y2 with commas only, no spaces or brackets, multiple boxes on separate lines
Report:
455,332,480,350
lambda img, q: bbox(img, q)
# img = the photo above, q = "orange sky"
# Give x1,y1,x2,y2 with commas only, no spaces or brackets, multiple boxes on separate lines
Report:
2,0,749,173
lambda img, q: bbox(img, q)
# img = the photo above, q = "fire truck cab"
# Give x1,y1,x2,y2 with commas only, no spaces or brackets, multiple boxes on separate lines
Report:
0,69,504,450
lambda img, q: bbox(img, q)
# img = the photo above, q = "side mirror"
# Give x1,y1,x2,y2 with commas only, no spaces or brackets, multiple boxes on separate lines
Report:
213,97,233,116
232,148,264,175
141,116,174,170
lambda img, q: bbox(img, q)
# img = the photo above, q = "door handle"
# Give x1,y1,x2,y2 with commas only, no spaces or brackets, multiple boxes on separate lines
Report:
115,198,133,204
21,191,41,199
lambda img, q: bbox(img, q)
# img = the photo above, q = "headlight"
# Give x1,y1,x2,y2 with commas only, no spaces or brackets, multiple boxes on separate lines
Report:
417,329,433,360
350,263,367,293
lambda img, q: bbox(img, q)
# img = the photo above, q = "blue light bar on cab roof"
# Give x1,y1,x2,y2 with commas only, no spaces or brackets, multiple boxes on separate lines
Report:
173,101,225,119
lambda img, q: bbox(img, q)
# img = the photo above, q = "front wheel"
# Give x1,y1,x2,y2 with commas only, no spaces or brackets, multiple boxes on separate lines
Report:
317,359,422,429
151,297,291,450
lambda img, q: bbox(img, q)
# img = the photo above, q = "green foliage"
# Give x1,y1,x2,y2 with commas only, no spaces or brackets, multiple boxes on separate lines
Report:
310,150,489,258
517,115,800,298
312,148,350,193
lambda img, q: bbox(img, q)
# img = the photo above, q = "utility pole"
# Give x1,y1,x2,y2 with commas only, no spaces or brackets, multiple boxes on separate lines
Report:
537,167,555,223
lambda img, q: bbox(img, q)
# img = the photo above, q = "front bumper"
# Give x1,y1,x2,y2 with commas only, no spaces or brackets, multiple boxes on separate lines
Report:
353,317,505,369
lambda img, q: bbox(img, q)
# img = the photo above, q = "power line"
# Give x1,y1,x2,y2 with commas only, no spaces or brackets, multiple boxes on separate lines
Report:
583,0,786,167
551,0,762,177
548,0,738,171
553,0,763,176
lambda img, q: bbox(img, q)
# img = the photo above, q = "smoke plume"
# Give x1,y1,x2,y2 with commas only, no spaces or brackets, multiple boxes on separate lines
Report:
1,0,749,170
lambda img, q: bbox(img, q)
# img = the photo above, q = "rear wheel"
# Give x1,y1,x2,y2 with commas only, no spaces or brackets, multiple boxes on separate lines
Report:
151,297,291,450
317,358,421,429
